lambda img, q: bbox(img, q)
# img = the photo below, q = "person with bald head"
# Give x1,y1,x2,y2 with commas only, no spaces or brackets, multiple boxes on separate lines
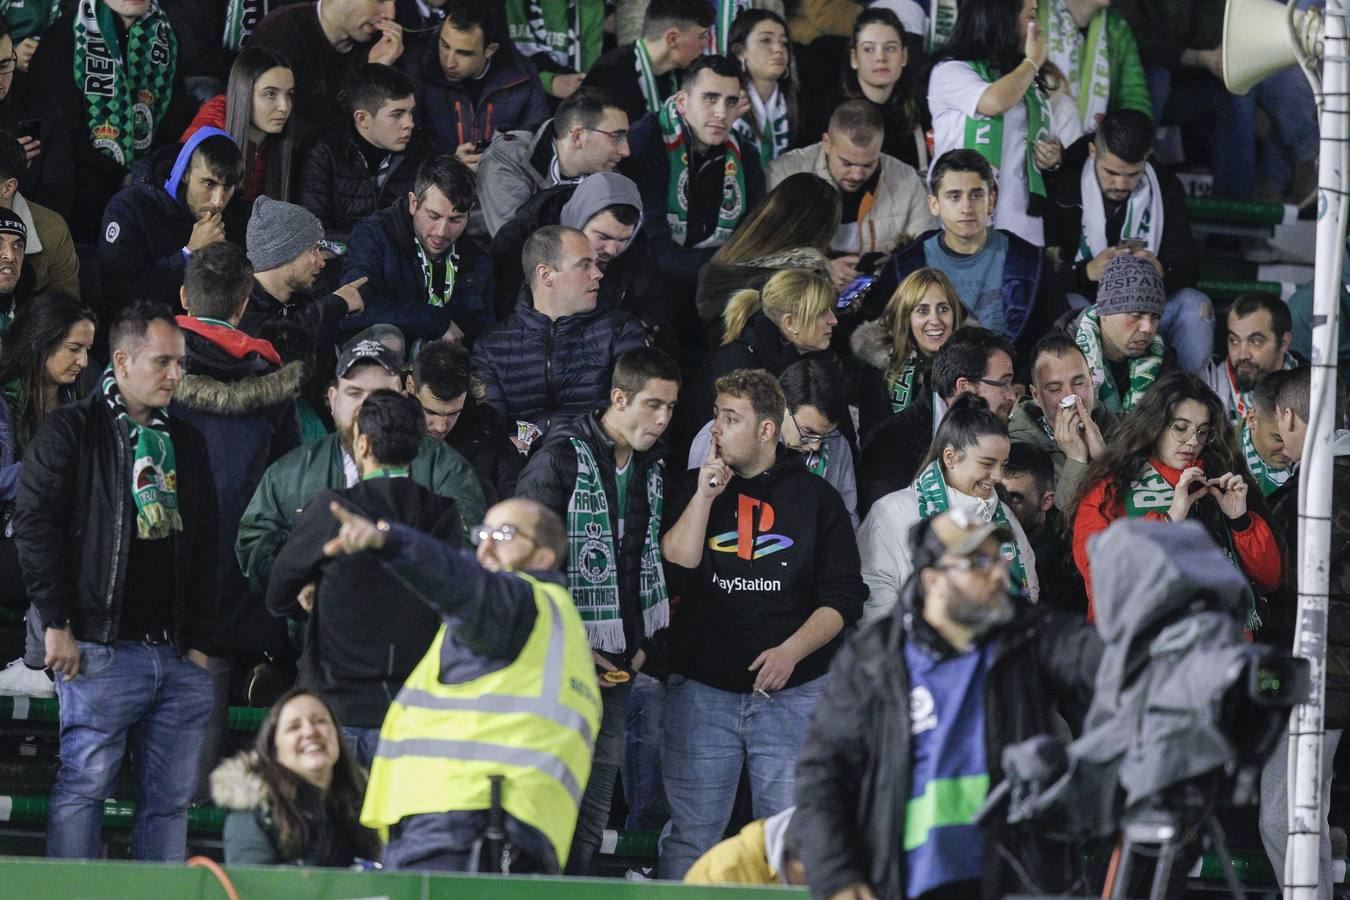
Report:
321,495,603,874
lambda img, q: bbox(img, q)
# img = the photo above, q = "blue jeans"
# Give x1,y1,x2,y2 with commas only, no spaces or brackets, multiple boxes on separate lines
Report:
340,725,382,771
622,673,668,830
49,641,213,860
657,673,828,880
566,677,631,875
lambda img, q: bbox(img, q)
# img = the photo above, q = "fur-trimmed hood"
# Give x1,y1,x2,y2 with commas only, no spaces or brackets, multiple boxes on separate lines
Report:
174,360,306,417
211,751,270,812
850,318,894,372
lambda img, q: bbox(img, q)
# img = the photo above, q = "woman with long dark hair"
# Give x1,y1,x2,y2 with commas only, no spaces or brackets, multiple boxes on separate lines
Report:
728,9,799,167
0,294,96,698
857,393,1038,624
211,689,381,866
927,0,1082,246
181,47,296,201
1070,372,1282,618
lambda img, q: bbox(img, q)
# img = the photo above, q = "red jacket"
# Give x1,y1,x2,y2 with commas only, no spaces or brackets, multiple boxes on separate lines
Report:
1072,458,1282,617
181,95,269,201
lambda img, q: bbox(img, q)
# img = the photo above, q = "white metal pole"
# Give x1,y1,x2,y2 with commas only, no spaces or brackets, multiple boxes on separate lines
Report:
1287,2,1345,896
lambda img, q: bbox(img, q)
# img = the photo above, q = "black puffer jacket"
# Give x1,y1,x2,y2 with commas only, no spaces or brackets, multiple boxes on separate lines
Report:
515,410,674,665
794,579,1102,900
470,297,647,434
13,387,218,650
294,122,427,242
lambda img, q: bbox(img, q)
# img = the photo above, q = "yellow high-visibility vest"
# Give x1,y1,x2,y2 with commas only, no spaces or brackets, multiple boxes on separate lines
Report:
360,573,603,867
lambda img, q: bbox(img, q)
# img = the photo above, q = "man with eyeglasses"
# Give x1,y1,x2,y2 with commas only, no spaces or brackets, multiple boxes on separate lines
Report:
477,87,631,239
1069,252,1178,414
794,508,1100,900
322,495,602,874
858,326,1017,518
515,346,681,874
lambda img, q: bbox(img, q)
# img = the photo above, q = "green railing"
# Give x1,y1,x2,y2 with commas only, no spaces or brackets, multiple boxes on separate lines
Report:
1185,196,1297,227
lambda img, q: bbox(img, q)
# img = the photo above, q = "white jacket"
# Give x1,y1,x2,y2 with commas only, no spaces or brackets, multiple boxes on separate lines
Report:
856,481,1040,625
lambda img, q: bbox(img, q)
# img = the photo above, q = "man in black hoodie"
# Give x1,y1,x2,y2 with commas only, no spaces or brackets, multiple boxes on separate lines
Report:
516,346,682,875
266,389,462,767
658,367,865,880
98,128,243,323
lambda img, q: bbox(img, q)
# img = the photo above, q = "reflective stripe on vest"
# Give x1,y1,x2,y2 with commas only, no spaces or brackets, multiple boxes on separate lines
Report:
373,737,584,804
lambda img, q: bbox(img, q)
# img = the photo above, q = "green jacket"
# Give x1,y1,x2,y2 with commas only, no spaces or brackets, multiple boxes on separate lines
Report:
505,0,605,95
1102,8,1153,119
236,433,486,594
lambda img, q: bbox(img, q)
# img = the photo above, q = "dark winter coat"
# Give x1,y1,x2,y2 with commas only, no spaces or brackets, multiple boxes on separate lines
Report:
470,297,647,433
170,317,303,655
294,122,428,242
340,197,496,342
793,579,1101,900
0,80,76,216
406,37,550,153
849,317,936,443
13,387,218,650
856,398,935,519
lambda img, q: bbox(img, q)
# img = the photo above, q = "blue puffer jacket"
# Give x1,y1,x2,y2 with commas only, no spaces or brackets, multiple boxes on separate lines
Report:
470,297,647,433
340,198,496,342
406,37,549,153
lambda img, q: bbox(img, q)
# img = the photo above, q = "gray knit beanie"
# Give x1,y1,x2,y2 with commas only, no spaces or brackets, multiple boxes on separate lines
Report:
247,195,324,272
1096,254,1166,318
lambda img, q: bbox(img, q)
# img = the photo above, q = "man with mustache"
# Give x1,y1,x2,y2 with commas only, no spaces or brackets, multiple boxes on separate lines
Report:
1202,291,1297,422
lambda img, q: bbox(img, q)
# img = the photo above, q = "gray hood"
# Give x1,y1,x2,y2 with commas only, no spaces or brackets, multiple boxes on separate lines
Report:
560,172,644,253
1333,428,1350,457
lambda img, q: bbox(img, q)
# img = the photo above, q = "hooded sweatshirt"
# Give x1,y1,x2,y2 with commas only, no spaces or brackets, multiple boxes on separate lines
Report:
666,448,866,693
99,126,238,316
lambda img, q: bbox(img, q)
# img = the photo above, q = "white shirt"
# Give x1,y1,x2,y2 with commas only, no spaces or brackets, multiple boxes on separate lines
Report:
856,479,1040,625
928,60,1083,247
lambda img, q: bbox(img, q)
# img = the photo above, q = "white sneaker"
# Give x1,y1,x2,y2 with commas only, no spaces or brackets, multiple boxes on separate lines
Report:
0,657,55,698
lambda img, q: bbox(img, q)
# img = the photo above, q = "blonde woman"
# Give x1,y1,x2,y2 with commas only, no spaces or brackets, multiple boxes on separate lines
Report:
852,267,967,438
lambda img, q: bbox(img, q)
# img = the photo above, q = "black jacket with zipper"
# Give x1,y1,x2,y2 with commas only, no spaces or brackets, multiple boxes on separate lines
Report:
13,389,219,650
294,121,427,243
515,409,678,666
793,577,1101,900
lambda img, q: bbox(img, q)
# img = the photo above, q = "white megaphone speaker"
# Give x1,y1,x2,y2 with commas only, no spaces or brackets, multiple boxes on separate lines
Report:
1222,0,1324,95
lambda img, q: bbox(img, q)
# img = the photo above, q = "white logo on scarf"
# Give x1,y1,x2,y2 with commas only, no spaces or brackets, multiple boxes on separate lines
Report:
911,685,938,735
577,521,615,586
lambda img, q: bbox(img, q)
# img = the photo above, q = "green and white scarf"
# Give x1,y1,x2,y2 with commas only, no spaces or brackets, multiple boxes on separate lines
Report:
927,0,959,53
714,0,751,54
658,97,748,248
4,0,61,42
1077,158,1163,263
565,439,670,652
732,84,790,167
512,0,581,70
634,38,674,115
962,60,1051,206
1221,352,1298,420
101,367,181,540
1039,0,1111,131
73,0,178,167
804,440,829,478
1242,420,1293,497
913,459,1028,591
1075,306,1164,413
221,0,264,51
888,352,920,414
417,240,457,308
1124,461,1260,629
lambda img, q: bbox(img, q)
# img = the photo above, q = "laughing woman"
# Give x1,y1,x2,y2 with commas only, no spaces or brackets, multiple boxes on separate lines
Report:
857,394,1038,624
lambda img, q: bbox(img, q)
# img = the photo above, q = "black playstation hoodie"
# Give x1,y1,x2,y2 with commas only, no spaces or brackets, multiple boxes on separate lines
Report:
666,447,866,693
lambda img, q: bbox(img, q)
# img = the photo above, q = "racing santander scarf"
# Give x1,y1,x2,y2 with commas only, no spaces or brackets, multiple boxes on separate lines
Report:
888,351,920,414
73,0,178,167
1075,305,1164,413
962,60,1051,206
101,366,181,540
1223,352,1298,420
1039,0,1111,131
733,84,790,167
658,97,747,248
1077,159,1164,262
914,459,1028,592
512,0,581,70
927,0,959,52
565,438,669,652
222,0,264,51
1242,420,1293,497
1123,460,1259,629
416,239,457,308
633,38,673,115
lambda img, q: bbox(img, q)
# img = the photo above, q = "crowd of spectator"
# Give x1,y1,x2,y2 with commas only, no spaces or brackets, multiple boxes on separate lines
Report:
0,0,1341,896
